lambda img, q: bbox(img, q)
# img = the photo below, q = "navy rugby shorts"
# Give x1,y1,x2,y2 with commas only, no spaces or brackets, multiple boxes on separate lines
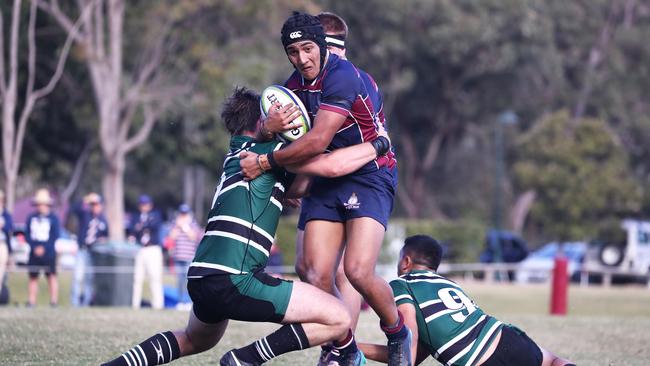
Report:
299,166,397,230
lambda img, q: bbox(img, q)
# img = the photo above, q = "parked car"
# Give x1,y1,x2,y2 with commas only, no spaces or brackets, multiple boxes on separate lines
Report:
515,242,587,283
595,220,650,273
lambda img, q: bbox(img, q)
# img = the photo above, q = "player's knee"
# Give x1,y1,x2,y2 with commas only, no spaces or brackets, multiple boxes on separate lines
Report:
294,261,308,282
344,264,373,288
305,268,335,292
330,305,352,336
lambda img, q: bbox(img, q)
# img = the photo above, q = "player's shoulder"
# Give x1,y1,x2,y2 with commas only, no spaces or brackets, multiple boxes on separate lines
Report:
324,55,361,82
358,68,379,92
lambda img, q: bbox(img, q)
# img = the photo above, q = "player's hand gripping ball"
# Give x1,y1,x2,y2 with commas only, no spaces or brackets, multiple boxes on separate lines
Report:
260,85,311,142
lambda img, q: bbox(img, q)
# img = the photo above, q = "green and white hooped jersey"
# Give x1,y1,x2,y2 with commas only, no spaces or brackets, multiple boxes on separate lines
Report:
390,270,503,366
188,136,290,278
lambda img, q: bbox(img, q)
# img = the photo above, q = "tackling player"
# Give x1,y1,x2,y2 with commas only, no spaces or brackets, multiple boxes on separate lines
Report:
359,235,576,366
101,87,391,366
240,11,408,366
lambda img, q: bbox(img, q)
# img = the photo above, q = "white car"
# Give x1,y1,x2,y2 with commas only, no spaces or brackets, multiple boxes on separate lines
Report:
516,242,587,283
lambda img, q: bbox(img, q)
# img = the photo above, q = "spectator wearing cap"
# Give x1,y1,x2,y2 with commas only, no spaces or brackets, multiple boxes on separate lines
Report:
0,189,13,290
127,194,164,309
70,192,109,307
26,189,60,307
166,203,201,306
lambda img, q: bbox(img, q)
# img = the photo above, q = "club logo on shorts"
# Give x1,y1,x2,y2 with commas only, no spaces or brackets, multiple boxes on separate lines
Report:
289,31,303,39
344,192,361,210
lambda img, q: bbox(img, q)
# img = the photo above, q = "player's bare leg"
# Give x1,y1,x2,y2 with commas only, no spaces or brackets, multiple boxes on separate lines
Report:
282,281,350,344
336,257,363,329
302,220,345,298
300,220,366,365
174,311,228,356
296,228,362,330
294,229,308,280
541,347,576,366
101,308,228,366
344,217,412,365
222,281,357,365
344,218,397,326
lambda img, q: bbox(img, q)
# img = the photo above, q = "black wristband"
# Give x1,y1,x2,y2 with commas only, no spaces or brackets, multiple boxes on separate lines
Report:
267,151,280,170
371,136,391,155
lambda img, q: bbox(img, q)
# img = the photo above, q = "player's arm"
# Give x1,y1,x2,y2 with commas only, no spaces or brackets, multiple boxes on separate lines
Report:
399,302,422,364
240,136,389,181
285,142,377,178
241,109,347,179
359,303,422,364
283,141,378,198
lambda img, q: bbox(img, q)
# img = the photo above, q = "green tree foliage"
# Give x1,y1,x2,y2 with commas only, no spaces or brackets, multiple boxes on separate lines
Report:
5,0,650,245
513,110,642,240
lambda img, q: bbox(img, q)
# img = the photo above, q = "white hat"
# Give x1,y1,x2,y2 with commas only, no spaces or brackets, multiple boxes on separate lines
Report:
32,189,53,206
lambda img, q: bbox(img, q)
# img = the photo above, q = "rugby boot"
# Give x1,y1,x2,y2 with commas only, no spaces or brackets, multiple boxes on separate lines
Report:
387,326,412,366
219,350,260,366
325,348,367,366
317,345,332,366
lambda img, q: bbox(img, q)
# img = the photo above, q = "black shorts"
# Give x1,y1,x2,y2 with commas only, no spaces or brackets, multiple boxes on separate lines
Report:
188,270,293,325
28,254,57,278
481,325,543,366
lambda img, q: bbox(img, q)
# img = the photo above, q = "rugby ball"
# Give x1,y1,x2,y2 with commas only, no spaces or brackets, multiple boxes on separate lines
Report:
260,85,311,142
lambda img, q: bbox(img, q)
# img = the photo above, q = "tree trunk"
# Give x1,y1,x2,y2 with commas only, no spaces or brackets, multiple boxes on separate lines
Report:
3,171,17,212
183,165,194,208
103,156,125,241
509,190,537,234
194,166,206,221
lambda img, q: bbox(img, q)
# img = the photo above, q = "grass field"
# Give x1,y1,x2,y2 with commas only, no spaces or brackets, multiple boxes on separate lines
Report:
1,272,650,365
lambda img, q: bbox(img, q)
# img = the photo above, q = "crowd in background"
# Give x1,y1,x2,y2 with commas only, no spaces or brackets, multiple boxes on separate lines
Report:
0,188,204,309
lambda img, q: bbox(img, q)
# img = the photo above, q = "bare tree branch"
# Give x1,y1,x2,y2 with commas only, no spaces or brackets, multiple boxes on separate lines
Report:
32,1,90,99
422,126,450,170
0,10,6,94
94,0,105,59
122,20,173,110
26,0,38,99
61,138,94,203
36,0,85,43
121,102,160,154
8,0,21,106
13,0,92,171
108,0,123,80
572,0,621,123
509,190,537,233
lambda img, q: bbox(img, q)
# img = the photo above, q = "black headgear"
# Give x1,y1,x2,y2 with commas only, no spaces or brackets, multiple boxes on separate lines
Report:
281,11,328,72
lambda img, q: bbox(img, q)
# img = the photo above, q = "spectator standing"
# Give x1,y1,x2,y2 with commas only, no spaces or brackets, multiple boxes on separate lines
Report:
0,189,13,289
70,192,109,307
26,189,60,307
128,194,164,309
166,203,201,305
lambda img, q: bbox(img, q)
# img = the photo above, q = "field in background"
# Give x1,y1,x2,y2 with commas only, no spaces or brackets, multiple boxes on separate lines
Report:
1,273,649,365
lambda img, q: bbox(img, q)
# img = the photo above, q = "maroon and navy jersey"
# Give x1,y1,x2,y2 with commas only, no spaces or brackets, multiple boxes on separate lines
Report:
284,53,397,174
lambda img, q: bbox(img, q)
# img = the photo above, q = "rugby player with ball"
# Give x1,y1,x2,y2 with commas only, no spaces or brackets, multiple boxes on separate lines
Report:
101,87,391,366
240,11,407,366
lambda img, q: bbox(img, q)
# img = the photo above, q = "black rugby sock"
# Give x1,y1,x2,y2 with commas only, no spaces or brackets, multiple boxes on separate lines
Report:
233,324,310,363
102,331,181,366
